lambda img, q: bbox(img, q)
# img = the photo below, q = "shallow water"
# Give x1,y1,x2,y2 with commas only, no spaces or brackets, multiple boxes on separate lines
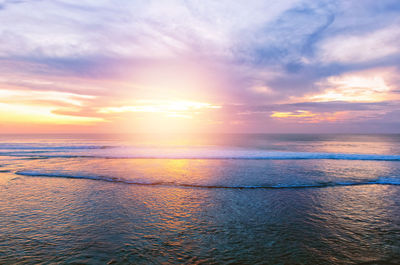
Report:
1,134,400,264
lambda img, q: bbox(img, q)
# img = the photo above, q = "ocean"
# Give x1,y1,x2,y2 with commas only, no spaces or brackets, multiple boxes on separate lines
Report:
1,134,400,264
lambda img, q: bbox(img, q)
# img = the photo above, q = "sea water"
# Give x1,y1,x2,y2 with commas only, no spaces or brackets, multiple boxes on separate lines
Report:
0,134,399,264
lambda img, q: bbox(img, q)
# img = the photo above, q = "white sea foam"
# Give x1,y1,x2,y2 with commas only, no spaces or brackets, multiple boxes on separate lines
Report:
14,170,400,188
1,144,400,161
94,148,400,160
27,149,400,161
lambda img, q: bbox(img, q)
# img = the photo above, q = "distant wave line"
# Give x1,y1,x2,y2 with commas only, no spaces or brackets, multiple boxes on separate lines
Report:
1,151,400,161
0,145,112,150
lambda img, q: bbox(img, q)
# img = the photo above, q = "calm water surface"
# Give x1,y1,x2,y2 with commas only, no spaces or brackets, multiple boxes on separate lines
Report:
0,134,400,264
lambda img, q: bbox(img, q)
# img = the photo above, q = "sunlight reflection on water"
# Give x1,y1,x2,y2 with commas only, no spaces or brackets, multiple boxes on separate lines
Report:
1,134,400,264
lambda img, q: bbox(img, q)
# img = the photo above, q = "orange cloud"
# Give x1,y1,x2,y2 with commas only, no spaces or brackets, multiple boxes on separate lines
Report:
271,110,348,123
298,68,399,103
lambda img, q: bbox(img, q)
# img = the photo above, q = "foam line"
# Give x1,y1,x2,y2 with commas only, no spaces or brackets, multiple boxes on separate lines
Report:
15,171,400,189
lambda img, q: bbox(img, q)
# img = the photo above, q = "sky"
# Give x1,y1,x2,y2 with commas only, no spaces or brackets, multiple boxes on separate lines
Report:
0,0,399,134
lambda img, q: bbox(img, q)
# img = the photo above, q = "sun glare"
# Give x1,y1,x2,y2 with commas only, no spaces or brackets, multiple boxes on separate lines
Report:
98,99,221,118
97,99,222,133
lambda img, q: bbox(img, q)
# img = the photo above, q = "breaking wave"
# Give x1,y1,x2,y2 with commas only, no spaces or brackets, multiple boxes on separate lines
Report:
14,170,400,189
2,149,400,161
1,144,400,161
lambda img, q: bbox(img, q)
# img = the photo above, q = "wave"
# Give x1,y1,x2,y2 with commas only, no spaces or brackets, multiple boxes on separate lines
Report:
4,151,400,161
87,151,400,161
0,144,112,150
1,144,400,161
14,170,400,189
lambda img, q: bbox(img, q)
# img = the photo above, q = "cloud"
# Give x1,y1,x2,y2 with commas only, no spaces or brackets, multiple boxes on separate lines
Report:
318,25,400,64
297,67,400,103
0,0,399,132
